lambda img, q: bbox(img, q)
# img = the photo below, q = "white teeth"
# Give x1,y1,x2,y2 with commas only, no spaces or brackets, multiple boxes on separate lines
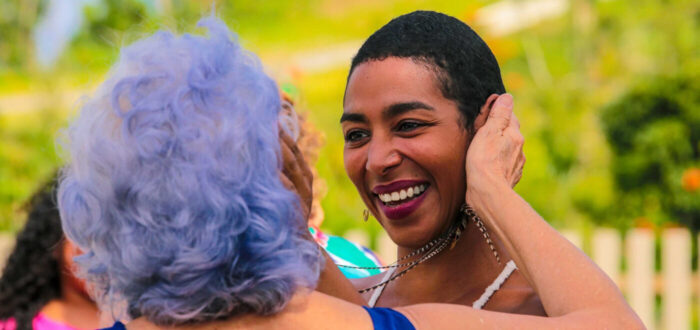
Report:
378,184,428,205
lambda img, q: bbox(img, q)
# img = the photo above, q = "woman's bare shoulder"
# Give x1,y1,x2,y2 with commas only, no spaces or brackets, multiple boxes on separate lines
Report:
261,291,372,329
127,291,372,330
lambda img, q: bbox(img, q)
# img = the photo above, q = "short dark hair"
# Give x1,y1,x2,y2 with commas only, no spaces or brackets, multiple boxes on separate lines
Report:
349,10,505,130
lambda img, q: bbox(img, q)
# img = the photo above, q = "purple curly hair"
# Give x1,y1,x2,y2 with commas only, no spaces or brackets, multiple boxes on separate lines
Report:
57,17,322,325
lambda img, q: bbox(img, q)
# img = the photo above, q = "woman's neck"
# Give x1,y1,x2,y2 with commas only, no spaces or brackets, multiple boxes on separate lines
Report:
40,282,100,329
389,223,509,305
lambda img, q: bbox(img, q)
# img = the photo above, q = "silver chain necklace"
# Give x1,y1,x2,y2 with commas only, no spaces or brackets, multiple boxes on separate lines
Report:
338,204,500,294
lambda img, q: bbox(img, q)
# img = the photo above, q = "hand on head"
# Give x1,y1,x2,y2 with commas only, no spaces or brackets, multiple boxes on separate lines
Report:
279,128,314,227
465,93,526,205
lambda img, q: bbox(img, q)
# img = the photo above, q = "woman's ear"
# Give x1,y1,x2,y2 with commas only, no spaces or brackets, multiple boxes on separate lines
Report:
472,94,500,131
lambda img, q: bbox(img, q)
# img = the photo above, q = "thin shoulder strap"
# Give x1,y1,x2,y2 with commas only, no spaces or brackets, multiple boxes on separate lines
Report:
472,260,517,310
367,267,396,307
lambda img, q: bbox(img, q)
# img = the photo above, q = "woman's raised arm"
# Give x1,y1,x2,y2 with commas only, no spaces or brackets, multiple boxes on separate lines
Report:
394,94,643,329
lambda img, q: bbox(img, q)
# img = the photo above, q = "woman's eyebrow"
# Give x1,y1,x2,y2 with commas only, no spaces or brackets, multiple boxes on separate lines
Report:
340,112,368,124
340,101,434,124
383,101,434,120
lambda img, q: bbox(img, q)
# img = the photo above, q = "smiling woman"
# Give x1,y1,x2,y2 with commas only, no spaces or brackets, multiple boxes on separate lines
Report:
339,11,540,312
343,57,474,248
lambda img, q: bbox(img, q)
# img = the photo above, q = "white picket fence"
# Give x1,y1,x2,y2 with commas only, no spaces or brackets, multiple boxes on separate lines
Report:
0,228,696,329
360,227,696,330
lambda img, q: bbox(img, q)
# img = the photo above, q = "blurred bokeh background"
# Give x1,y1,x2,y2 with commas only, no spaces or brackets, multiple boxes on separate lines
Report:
0,0,698,328
2,0,696,236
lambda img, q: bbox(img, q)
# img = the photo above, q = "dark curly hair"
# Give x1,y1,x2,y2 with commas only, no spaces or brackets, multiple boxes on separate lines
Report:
348,10,506,130
0,175,63,330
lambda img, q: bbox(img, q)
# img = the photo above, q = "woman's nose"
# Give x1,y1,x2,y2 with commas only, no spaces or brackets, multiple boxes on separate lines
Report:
365,139,402,175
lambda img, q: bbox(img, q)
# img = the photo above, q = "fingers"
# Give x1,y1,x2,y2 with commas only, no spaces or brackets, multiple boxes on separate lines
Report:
280,128,313,183
511,111,521,130
281,143,304,191
280,173,295,191
505,108,524,147
466,93,526,192
280,172,310,230
505,109,525,188
280,128,313,220
486,93,514,132
281,139,312,197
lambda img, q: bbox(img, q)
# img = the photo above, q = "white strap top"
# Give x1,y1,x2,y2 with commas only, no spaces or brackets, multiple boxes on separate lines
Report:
367,260,518,309
367,267,395,307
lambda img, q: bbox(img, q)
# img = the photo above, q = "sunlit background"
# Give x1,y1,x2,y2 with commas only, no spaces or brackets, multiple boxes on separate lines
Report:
0,0,697,327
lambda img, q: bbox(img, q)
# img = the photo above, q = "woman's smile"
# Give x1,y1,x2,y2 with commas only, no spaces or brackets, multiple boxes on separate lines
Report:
373,180,430,220
342,57,471,247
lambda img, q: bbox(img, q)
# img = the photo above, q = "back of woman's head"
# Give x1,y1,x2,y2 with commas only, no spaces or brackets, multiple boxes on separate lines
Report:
57,17,322,326
0,175,62,330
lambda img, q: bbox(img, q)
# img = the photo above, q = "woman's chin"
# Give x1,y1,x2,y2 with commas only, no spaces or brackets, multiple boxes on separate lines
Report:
385,225,440,250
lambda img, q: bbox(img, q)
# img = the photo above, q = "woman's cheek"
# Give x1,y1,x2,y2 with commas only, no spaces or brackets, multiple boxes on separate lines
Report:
343,148,365,186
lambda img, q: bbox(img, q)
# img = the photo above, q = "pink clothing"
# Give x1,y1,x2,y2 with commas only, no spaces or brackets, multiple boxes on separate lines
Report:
0,313,81,330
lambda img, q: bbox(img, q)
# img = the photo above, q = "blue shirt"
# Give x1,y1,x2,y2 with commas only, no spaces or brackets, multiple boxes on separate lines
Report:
103,307,415,330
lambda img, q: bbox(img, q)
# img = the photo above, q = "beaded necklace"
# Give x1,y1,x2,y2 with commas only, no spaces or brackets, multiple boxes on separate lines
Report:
339,204,500,293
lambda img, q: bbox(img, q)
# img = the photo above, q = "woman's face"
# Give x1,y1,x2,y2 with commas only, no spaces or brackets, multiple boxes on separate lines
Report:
342,57,472,248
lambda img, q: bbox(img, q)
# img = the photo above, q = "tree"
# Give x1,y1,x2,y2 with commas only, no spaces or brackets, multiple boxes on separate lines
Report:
600,74,699,229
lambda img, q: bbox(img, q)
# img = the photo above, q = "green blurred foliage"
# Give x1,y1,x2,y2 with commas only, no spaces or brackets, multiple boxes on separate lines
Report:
599,75,699,229
0,0,44,70
0,110,64,230
0,0,697,242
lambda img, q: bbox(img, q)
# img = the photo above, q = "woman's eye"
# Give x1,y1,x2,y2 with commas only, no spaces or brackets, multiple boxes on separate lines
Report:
344,130,369,143
396,121,424,132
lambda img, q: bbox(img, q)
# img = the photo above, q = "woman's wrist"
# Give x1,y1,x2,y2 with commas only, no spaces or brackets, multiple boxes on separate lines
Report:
466,177,512,217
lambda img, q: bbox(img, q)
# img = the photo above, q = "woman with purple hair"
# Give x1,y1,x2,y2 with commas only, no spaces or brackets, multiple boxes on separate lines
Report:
57,17,641,329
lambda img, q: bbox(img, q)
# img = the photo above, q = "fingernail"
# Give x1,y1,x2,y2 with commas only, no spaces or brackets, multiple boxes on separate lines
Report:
497,93,513,108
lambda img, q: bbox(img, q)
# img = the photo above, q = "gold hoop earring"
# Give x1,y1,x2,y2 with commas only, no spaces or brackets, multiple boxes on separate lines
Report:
362,209,369,222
